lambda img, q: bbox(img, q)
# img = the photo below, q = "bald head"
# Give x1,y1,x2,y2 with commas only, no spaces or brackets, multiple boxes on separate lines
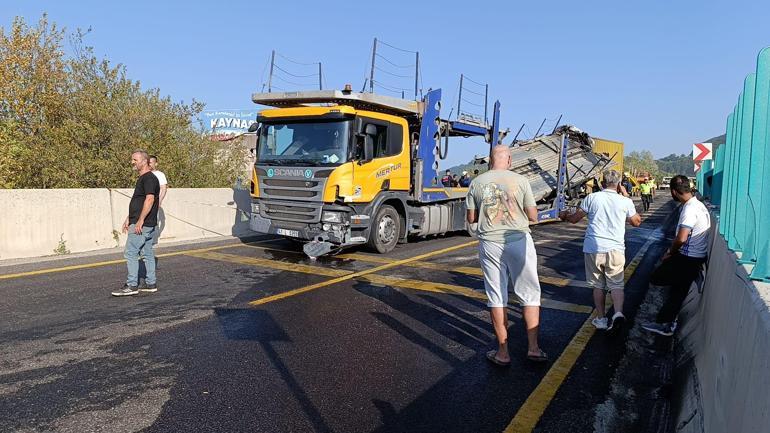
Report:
489,145,511,170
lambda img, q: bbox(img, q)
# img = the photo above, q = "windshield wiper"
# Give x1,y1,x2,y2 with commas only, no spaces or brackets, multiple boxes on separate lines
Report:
277,159,317,166
257,159,290,166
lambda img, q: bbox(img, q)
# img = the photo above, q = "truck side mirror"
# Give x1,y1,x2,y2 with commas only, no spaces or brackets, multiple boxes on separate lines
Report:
357,124,377,164
363,136,374,163
248,122,259,133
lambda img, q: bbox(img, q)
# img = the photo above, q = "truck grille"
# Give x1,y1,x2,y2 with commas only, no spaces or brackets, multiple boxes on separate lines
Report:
261,201,321,223
255,167,332,203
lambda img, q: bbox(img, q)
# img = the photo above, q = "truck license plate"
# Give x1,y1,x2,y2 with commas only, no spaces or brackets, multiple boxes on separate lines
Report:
276,228,300,238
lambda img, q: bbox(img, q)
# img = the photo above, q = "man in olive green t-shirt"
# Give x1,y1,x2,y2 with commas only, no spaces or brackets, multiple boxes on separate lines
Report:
466,145,547,366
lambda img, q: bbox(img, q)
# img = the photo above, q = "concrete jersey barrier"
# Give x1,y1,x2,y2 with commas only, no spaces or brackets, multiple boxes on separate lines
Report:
0,188,255,261
674,214,770,433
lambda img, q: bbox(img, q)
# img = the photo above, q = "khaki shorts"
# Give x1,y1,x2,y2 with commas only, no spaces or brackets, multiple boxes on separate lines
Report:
584,250,625,291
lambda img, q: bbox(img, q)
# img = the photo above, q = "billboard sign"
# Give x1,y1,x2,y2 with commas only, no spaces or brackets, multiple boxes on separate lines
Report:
201,109,258,141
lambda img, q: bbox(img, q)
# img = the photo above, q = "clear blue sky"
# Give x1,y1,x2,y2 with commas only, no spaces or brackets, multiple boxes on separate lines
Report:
2,0,768,168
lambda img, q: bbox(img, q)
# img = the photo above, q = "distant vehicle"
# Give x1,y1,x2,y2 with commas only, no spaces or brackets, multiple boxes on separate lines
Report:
660,176,673,190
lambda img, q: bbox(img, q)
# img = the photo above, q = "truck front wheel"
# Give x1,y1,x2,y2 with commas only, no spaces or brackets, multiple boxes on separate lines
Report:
367,205,400,254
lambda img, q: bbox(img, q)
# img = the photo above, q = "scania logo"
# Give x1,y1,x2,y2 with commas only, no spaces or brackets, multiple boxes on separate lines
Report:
266,168,314,178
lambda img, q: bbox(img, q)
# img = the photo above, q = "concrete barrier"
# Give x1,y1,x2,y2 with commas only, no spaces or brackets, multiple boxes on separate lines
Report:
0,188,255,261
674,218,770,433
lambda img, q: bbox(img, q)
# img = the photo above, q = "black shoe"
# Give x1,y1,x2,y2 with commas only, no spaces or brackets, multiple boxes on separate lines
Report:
139,283,158,293
112,285,139,297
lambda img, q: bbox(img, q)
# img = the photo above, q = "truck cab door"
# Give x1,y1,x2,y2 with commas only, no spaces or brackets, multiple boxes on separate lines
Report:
351,118,408,203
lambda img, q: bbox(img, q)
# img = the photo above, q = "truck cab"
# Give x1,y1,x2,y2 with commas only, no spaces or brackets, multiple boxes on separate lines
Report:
248,88,501,257
250,103,413,255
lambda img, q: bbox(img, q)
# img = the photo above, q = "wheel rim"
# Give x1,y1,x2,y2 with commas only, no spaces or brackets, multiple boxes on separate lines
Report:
378,215,396,244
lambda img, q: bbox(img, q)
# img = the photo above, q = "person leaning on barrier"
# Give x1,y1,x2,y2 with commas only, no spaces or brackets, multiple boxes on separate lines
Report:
559,170,641,334
641,175,711,337
112,149,161,297
466,144,547,366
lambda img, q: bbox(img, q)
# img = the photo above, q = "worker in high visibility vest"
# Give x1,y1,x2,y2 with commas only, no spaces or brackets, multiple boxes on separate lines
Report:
639,179,652,212
649,178,656,202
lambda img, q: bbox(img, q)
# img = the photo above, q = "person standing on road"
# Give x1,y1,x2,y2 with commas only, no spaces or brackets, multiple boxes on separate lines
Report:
148,155,168,206
642,175,710,336
649,178,656,202
639,179,652,212
148,155,168,246
441,169,453,187
560,170,642,333
459,171,472,187
112,150,161,297
466,145,547,366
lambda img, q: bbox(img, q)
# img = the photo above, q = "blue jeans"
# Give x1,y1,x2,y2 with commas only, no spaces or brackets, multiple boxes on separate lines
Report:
125,224,156,286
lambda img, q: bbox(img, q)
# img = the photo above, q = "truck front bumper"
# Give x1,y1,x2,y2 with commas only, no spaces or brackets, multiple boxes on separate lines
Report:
249,200,369,247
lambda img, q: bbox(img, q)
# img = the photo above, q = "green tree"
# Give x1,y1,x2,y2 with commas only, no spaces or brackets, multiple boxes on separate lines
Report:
0,15,246,189
625,150,660,179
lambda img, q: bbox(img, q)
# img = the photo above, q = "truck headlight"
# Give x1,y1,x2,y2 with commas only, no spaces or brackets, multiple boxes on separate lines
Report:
251,203,260,214
322,211,343,223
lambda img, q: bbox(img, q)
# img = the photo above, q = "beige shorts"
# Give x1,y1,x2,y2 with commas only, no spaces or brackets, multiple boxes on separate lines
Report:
584,250,625,291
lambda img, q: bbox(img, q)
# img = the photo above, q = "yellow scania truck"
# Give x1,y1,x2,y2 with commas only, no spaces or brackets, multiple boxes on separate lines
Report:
247,86,503,257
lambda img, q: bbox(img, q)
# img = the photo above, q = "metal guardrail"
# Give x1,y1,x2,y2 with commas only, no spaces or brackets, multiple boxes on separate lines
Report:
702,46,770,282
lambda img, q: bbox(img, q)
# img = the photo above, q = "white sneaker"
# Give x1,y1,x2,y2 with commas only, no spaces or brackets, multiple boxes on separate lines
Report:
608,312,626,334
592,317,609,330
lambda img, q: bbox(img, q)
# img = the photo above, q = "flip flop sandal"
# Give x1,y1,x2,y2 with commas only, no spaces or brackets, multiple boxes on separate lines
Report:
527,349,549,362
486,350,511,367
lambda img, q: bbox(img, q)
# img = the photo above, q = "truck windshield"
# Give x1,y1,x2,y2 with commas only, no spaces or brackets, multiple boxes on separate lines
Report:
257,120,351,166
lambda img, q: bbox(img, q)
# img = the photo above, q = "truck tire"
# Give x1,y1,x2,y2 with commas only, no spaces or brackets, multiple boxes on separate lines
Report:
367,205,400,254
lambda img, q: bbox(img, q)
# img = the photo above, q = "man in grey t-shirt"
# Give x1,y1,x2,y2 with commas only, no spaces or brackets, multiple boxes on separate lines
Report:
466,145,546,366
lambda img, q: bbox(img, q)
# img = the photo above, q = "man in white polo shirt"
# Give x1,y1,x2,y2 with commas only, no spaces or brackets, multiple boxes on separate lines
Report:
148,155,168,205
560,170,641,334
148,155,168,246
642,175,710,336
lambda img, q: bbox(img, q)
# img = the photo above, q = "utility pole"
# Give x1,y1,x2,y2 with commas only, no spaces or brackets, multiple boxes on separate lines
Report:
369,38,377,93
457,74,464,118
318,62,323,90
267,50,275,93
414,51,419,100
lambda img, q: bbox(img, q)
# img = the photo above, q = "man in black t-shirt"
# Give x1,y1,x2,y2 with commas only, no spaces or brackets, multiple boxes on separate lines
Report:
112,150,161,297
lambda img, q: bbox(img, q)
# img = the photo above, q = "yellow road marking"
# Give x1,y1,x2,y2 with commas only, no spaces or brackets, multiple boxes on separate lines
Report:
185,251,352,278
0,242,269,281
335,252,590,288
248,241,479,306
191,247,590,313
362,274,593,314
503,236,657,433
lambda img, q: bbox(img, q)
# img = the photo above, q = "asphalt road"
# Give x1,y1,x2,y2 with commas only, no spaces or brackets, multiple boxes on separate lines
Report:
0,196,675,433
